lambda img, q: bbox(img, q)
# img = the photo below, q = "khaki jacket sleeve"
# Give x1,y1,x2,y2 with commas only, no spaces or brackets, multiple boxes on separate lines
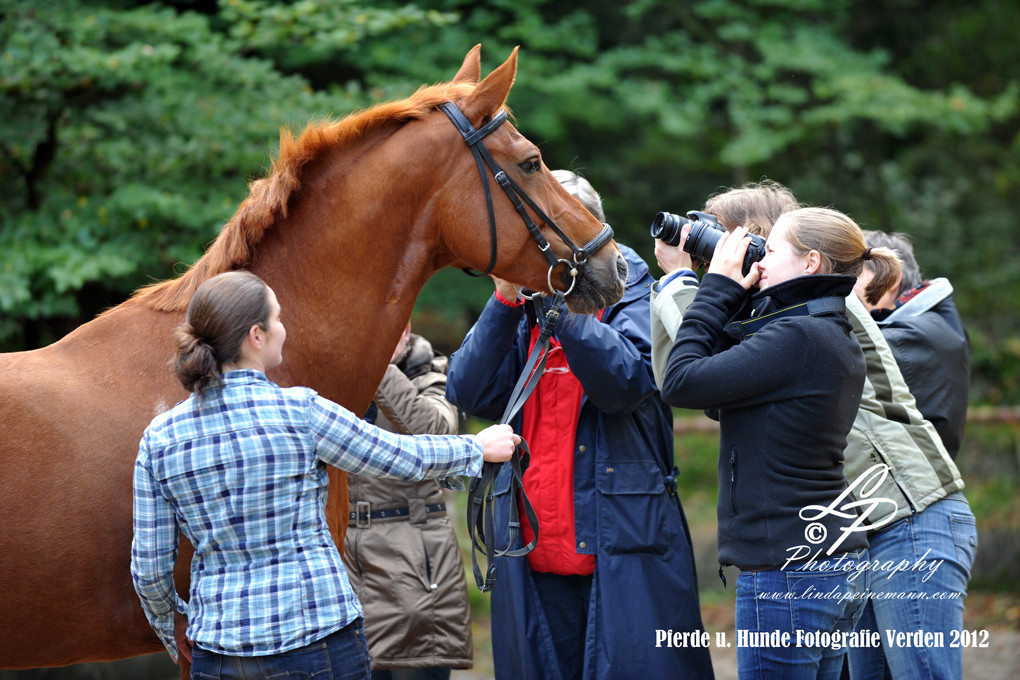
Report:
374,364,459,436
650,275,700,389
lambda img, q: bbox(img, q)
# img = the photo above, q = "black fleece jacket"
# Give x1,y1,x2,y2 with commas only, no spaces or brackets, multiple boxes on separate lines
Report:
661,273,868,570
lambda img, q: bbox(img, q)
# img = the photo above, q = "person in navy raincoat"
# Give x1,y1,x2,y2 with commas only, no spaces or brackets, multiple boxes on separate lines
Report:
446,171,714,680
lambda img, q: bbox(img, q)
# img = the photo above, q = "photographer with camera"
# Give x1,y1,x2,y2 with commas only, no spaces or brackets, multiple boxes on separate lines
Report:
658,204,902,680
343,322,473,680
651,184,974,680
649,180,796,384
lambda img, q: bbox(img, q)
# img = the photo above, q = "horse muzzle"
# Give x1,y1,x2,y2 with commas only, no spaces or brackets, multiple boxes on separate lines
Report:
562,248,627,314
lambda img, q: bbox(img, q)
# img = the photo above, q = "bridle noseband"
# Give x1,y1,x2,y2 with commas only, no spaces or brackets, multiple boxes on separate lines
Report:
438,101,614,296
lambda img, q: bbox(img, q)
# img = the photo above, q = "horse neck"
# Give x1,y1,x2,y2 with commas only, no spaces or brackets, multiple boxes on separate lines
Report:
250,146,442,415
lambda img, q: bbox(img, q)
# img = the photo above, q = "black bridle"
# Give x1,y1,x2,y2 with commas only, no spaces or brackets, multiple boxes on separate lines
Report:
439,101,614,591
438,102,614,293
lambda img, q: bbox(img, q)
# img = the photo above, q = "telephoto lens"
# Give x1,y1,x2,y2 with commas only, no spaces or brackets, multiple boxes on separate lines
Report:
649,210,767,276
649,211,694,247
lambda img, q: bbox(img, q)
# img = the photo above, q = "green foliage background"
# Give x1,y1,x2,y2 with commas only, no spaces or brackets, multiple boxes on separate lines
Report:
2,0,1018,403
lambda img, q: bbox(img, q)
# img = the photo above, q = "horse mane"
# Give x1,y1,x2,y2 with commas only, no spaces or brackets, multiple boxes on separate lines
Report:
130,80,478,313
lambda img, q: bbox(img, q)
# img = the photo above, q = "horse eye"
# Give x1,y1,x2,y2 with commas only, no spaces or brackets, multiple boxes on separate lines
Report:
519,158,541,175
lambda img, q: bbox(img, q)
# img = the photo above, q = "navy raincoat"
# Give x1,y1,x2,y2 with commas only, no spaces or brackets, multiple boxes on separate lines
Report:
447,245,714,680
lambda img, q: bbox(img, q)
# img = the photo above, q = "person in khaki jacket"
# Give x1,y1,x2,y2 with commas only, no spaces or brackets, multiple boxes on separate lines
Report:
344,323,472,680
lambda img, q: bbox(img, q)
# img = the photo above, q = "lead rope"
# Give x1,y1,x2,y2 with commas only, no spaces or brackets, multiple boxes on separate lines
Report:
466,291,563,592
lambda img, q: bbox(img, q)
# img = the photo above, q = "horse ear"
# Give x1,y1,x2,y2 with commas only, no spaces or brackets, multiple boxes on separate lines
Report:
461,46,519,126
452,44,482,84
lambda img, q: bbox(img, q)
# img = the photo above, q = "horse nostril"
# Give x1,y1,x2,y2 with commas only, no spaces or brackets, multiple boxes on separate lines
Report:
615,253,629,283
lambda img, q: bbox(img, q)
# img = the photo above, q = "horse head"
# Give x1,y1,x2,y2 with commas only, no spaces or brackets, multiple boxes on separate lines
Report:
431,45,626,314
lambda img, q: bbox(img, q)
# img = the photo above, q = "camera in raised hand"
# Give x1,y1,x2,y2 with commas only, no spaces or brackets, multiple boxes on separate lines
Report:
650,210,766,276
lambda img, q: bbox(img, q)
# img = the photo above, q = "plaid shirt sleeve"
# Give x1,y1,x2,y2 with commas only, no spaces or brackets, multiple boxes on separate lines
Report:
305,393,483,479
131,436,188,662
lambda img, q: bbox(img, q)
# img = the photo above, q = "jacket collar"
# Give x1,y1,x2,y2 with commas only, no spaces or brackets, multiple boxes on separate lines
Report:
615,243,651,306
751,274,856,315
221,368,272,385
877,277,953,325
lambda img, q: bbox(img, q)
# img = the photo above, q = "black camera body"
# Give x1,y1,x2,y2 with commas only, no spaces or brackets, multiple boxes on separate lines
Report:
650,210,766,276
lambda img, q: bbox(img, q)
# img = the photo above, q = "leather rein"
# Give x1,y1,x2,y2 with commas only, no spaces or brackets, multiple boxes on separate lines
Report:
439,101,613,591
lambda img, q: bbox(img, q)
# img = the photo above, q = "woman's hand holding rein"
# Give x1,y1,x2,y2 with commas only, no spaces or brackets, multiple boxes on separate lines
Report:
476,424,521,463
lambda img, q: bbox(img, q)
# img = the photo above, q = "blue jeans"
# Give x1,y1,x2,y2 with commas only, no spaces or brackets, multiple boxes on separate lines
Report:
191,619,371,680
848,492,977,680
735,550,869,680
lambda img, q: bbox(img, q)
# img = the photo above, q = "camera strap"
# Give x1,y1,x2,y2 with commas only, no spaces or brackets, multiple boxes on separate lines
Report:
465,291,563,592
725,296,846,340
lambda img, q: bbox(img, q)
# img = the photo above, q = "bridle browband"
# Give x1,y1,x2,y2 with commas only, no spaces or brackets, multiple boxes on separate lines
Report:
439,100,615,591
438,101,614,295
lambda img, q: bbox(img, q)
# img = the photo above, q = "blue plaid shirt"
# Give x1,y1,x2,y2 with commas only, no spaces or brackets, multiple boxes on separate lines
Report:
131,370,482,660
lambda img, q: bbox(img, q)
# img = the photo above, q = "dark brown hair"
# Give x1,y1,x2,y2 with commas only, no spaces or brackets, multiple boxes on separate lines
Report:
174,270,270,394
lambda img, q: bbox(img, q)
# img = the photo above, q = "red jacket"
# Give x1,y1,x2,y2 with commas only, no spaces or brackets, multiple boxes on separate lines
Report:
519,321,599,575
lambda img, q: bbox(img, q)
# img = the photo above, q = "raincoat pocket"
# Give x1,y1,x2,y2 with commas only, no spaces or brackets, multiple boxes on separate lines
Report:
596,461,675,555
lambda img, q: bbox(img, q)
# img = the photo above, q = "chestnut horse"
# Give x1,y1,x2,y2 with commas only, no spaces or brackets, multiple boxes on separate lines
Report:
0,45,625,671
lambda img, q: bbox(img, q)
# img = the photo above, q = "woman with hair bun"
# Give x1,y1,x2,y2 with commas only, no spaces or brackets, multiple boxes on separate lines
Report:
131,270,519,680
660,207,900,680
